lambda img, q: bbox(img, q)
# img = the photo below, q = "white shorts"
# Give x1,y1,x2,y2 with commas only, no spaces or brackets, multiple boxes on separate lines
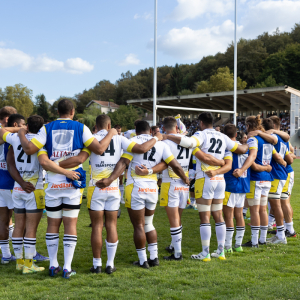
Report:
12,187,45,213
246,181,271,205
160,180,189,209
87,185,120,211
44,182,83,210
281,172,294,199
268,179,286,200
195,177,225,200
125,181,158,211
0,189,13,209
223,192,246,208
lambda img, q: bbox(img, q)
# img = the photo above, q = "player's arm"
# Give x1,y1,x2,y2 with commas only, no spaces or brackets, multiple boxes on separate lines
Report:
38,153,80,180
96,157,130,189
249,130,277,145
284,152,293,165
6,146,36,193
289,144,297,159
167,159,189,185
163,134,201,149
233,149,257,178
18,127,43,155
135,161,168,176
193,148,225,166
251,162,272,172
205,158,232,178
266,129,290,142
272,150,287,167
0,127,21,145
87,128,118,155
130,134,162,154
224,135,248,154
58,149,90,169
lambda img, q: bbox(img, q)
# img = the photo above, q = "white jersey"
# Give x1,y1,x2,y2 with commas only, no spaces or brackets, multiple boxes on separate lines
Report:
123,129,136,139
162,134,192,183
192,129,238,180
122,134,174,185
4,132,44,189
89,130,136,186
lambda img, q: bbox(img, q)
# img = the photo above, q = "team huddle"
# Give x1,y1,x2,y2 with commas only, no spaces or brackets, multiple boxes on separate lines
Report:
0,99,296,278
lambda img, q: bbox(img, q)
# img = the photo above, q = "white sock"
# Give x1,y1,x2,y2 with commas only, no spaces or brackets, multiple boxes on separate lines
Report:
106,240,118,268
268,214,275,226
276,225,285,240
190,197,195,205
251,226,260,245
200,223,211,255
235,226,245,247
12,237,23,259
9,225,14,240
119,185,124,199
0,240,11,258
24,238,36,259
171,226,182,258
286,221,295,233
63,235,77,271
215,222,226,254
259,226,268,243
148,243,158,260
46,233,59,268
33,248,37,257
225,227,234,249
93,257,102,268
136,247,147,265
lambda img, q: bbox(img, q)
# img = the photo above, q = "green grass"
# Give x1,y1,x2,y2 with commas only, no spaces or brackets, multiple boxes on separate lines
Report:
1,161,300,299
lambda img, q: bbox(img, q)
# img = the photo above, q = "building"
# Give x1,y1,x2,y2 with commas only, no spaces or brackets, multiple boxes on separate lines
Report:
86,100,119,114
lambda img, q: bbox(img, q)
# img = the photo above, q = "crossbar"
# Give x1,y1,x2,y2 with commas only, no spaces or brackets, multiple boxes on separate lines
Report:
156,105,235,114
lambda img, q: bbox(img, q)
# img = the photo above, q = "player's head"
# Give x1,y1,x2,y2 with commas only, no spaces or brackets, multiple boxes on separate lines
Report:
151,125,160,136
238,131,247,144
57,99,75,118
135,120,150,135
262,118,274,131
27,115,44,134
162,117,177,134
245,115,265,133
134,119,141,128
215,125,221,132
224,124,237,139
0,106,17,126
269,116,280,130
92,125,96,134
198,112,213,130
114,124,122,135
96,115,111,131
7,114,26,128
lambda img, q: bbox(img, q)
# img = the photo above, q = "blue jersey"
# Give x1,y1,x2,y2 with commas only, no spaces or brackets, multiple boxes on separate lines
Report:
225,142,250,193
270,134,288,180
286,142,293,174
248,136,274,182
0,143,15,190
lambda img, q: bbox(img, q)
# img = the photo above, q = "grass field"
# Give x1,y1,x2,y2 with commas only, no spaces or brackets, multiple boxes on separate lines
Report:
1,161,300,299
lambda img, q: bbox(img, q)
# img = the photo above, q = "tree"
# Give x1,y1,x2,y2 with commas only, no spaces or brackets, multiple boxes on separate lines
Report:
0,84,34,118
291,23,300,44
93,80,116,102
50,96,77,116
35,94,49,120
250,75,283,89
168,63,183,96
107,105,140,131
196,67,247,93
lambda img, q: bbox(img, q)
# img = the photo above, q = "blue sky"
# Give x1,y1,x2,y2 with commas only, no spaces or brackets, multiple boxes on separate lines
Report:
1,0,299,104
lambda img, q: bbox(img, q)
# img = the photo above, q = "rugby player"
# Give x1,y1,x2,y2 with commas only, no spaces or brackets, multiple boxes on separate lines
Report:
17,99,119,279
123,119,140,139
82,115,163,274
96,120,189,268
162,112,249,261
115,124,125,203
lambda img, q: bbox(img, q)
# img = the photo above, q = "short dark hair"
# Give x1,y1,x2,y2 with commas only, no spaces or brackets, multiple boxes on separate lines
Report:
151,125,159,131
92,126,96,133
269,116,280,127
135,120,150,134
27,115,44,134
7,114,25,127
0,106,17,120
114,124,121,129
163,117,177,130
134,119,142,127
224,124,237,138
57,99,74,115
96,114,111,129
198,112,213,126
262,118,274,131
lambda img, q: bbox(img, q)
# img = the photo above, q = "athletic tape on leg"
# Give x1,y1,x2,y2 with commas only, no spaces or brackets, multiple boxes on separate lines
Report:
211,203,223,211
47,210,62,218
260,197,268,206
247,199,260,206
144,215,155,233
197,204,211,212
62,209,80,218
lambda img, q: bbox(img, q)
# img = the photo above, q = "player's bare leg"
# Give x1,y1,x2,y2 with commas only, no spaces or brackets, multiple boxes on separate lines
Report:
223,205,234,252
0,207,13,263
233,207,245,251
281,196,296,236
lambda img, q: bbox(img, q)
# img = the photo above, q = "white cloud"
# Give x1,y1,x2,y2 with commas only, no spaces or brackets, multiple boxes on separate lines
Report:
117,53,141,66
0,41,6,47
0,47,94,74
134,12,152,20
169,0,233,21
150,20,242,60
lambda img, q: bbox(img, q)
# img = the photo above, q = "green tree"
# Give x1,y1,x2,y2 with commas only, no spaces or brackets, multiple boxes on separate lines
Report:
35,94,50,120
0,84,34,118
107,105,140,130
196,67,247,93
250,75,283,89
50,96,77,117
178,89,194,96
168,63,183,95
291,23,300,43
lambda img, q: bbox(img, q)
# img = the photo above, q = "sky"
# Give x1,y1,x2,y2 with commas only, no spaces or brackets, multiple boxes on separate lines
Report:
0,0,299,104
